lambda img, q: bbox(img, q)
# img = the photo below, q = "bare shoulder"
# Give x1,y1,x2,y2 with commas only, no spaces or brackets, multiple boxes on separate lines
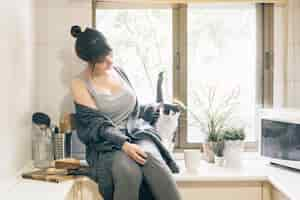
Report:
70,70,88,92
70,77,97,109
70,78,86,101
71,78,85,91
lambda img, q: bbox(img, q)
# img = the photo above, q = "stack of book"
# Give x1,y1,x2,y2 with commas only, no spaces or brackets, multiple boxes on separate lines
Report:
22,159,90,183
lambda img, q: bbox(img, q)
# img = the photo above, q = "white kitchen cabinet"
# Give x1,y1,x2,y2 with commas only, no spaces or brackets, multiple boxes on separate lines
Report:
67,179,263,200
177,181,262,200
65,178,293,200
272,188,290,200
262,182,272,200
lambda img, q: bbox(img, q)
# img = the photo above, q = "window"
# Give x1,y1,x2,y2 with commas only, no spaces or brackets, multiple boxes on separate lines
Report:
187,4,257,143
94,2,273,150
95,5,173,104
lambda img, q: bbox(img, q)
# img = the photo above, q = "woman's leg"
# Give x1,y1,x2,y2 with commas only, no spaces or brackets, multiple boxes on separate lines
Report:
111,151,143,200
136,139,182,200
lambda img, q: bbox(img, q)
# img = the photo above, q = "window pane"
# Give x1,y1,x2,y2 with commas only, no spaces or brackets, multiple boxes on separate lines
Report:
187,4,257,142
96,9,173,104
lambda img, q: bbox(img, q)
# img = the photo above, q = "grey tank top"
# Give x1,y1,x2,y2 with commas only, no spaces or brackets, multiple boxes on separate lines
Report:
77,67,137,129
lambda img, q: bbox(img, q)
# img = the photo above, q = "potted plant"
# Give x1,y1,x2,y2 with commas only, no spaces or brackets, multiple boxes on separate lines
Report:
223,128,246,168
212,135,225,166
185,86,240,163
173,86,240,163
202,121,222,163
203,133,218,163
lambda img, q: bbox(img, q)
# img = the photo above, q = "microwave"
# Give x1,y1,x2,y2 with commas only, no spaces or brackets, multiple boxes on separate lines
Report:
260,110,300,170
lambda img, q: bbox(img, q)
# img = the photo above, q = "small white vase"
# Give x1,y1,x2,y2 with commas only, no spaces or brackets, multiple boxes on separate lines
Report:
223,140,244,168
184,149,202,173
214,156,225,167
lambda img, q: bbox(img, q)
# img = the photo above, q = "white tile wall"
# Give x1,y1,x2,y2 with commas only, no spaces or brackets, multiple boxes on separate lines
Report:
294,44,300,80
35,0,91,124
295,16,300,45
292,81,300,107
273,5,287,108
0,0,91,183
285,0,300,108
34,6,91,46
0,0,36,180
286,43,295,81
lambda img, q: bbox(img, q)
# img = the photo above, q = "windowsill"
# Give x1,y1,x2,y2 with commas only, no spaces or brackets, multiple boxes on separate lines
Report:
173,140,259,153
172,151,261,161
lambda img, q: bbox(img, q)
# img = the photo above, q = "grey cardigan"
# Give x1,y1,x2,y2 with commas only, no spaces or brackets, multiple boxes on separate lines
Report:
74,102,180,173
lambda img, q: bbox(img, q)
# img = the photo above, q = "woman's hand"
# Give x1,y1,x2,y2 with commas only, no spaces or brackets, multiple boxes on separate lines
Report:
122,142,148,165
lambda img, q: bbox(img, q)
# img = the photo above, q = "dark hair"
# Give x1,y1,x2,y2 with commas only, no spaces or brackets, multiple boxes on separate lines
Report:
70,25,112,65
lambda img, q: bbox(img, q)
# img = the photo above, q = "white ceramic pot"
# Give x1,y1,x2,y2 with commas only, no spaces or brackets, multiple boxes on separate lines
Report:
184,149,202,173
214,156,225,167
223,140,244,168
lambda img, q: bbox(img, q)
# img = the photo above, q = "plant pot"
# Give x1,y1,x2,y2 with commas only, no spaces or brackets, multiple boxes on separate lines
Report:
214,155,225,167
184,149,202,173
202,142,215,163
223,140,244,168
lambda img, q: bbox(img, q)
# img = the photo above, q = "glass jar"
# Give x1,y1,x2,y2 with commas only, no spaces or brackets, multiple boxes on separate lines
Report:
32,124,54,169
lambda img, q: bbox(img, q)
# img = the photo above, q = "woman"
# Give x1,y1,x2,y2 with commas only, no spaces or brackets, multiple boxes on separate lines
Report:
70,25,181,200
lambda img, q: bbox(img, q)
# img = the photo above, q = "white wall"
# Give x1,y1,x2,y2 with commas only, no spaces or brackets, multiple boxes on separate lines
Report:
286,0,300,107
0,0,36,183
0,0,92,189
34,0,92,125
273,5,288,108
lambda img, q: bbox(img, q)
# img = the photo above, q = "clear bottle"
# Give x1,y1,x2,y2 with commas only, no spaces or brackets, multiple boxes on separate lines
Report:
32,124,54,169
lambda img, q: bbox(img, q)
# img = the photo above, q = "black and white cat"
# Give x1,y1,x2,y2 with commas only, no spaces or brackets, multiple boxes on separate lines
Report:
154,72,181,151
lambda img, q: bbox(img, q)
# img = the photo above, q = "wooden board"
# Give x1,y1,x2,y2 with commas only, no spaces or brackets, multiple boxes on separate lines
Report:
22,168,76,183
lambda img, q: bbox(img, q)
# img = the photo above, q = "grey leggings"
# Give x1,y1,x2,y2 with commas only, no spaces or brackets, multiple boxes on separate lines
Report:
111,139,182,200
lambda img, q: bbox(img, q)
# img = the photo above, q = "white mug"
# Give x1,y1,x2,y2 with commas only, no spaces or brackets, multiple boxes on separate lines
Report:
184,149,201,173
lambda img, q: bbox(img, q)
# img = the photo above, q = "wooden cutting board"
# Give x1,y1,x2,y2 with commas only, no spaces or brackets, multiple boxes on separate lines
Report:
22,168,76,183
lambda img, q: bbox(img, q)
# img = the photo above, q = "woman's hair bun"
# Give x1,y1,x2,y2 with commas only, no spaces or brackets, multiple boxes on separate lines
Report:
71,25,82,38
